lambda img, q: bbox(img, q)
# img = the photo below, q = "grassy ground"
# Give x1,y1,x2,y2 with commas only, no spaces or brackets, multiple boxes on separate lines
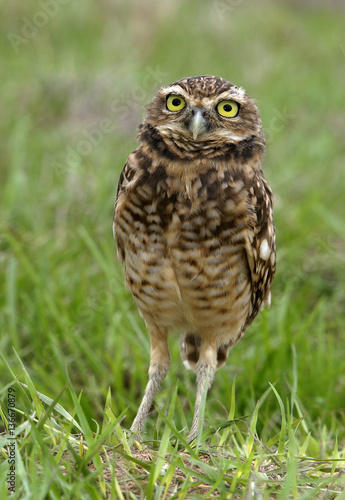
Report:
1,1,345,498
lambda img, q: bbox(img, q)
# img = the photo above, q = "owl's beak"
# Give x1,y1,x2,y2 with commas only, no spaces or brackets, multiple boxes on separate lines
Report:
189,110,207,140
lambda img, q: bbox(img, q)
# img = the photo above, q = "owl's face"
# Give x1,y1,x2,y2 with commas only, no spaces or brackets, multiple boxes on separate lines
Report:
141,75,265,160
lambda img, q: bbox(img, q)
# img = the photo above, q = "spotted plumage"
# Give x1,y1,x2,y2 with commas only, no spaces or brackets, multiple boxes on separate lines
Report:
113,75,276,443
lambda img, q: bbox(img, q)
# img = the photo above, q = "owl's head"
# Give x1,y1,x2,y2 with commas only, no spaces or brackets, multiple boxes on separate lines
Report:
139,75,265,161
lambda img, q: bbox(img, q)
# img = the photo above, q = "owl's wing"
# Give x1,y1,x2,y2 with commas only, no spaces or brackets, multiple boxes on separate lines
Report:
113,157,137,262
244,174,276,326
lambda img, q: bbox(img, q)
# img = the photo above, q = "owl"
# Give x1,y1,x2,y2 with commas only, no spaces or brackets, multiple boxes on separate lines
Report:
113,75,275,443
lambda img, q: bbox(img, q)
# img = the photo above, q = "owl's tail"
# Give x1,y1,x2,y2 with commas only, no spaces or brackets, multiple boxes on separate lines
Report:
179,333,231,371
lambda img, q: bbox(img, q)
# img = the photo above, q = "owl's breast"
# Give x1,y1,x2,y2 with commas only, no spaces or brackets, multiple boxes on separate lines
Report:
115,160,256,338
162,191,252,340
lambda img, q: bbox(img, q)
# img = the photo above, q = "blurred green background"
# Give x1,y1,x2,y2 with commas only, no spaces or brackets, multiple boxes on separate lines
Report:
1,0,345,445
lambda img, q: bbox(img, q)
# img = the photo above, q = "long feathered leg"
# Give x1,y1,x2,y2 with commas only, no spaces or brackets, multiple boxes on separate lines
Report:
187,342,217,443
130,325,170,440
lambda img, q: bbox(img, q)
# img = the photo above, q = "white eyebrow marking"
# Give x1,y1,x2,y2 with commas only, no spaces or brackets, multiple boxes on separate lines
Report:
161,85,187,96
231,87,246,97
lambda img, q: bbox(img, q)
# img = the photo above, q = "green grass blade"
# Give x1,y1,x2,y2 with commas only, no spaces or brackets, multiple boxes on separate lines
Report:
269,383,287,459
12,349,45,419
146,385,178,498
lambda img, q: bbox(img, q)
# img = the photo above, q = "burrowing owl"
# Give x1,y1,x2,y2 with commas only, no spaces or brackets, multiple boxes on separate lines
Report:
113,75,276,443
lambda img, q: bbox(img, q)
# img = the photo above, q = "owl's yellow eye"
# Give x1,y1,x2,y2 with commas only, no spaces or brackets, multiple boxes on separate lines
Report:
166,94,186,112
217,100,239,118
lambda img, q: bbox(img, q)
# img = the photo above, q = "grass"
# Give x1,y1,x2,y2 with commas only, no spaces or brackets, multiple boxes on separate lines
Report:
1,0,345,498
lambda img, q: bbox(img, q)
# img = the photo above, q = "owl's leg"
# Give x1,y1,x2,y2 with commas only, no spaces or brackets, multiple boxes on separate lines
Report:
187,342,217,444
130,325,170,441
